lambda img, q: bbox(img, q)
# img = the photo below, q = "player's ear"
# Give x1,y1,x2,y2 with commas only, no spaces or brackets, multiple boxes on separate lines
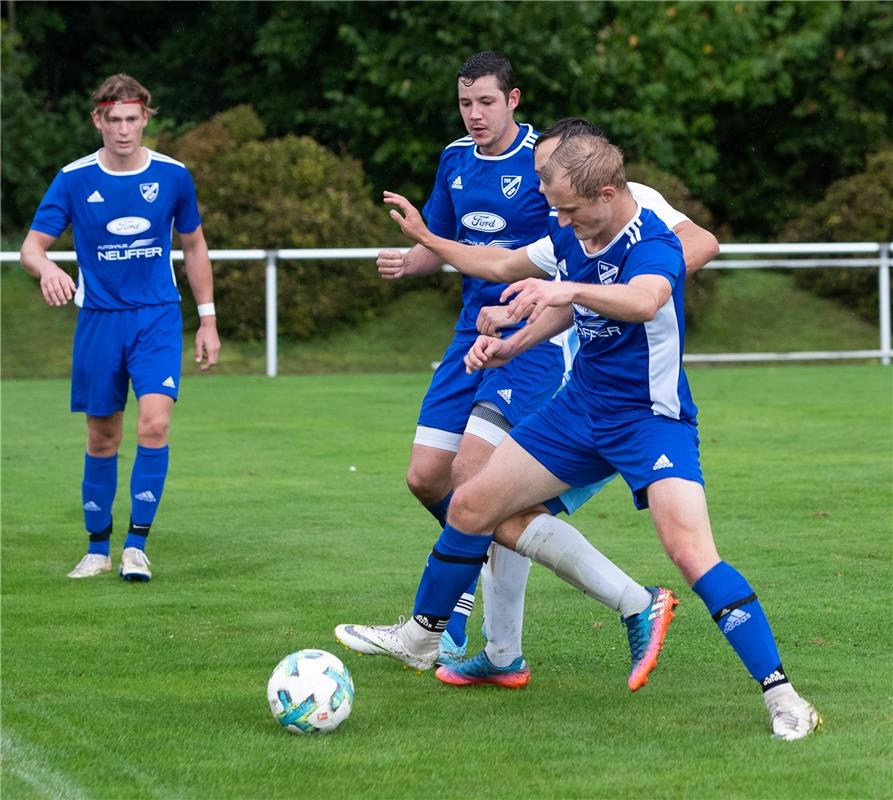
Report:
91,110,103,131
507,87,521,112
601,186,616,203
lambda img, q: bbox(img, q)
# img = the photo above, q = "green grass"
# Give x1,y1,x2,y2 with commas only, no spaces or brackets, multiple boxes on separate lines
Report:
686,270,878,354
2,367,891,799
1,266,880,379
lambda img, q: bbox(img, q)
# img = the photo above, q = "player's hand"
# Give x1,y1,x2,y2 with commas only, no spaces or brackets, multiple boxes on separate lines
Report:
476,305,515,337
38,263,76,306
383,191,429,244
377,248,408,280
195,320,220,371
464,335,516,374
501,277,575,324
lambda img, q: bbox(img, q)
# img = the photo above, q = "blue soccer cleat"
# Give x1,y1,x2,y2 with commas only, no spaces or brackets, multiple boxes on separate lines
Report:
437,630,468,665
435,650,531,688
622,586,678,691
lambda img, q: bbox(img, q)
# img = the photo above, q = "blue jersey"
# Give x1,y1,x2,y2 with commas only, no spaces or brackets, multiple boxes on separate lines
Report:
529,205,697,423
30,149,202,310
423,123,549,335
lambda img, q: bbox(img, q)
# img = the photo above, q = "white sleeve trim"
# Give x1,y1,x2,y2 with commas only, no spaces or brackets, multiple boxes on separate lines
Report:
526,236,559,276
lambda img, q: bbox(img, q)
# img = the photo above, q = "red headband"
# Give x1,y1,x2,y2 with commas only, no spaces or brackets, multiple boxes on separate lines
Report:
95,98,145,108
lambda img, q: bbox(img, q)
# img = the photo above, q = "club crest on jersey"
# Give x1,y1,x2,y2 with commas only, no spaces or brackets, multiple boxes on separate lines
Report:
140,182,159,203
501,175,522,199
597,260,618,285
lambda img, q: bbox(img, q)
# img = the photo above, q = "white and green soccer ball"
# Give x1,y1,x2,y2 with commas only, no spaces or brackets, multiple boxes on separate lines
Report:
267,649,354,734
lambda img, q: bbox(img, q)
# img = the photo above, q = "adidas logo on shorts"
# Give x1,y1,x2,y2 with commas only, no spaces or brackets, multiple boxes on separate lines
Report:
652,454,674,471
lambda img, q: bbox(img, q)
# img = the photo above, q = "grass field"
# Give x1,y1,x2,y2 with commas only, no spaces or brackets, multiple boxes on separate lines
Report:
2,366,891,799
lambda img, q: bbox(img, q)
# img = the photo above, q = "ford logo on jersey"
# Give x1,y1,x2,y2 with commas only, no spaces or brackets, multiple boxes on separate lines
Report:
461,212,507,232
106,216,151,236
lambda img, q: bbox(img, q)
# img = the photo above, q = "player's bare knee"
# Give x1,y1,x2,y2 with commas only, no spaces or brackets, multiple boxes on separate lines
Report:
664,539,714,585
137,415,170,447
86,417,122,456
87,432,120,457
447,486,496,533
405,465,443,506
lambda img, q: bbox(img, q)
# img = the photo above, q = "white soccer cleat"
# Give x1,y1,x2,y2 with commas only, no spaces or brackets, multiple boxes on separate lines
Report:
334,618,439,670
67,553,112,578
119,547,152,581
765,685,822,741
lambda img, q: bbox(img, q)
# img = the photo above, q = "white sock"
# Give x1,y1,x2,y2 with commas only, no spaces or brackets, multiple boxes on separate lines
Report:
515,514,651,618
404,617,442,652
481,543,532,668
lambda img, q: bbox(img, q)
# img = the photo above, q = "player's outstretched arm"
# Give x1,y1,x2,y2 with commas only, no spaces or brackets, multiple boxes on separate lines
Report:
20,229,76,307
674,220,720,274
181,227,220,371
383,191,541,283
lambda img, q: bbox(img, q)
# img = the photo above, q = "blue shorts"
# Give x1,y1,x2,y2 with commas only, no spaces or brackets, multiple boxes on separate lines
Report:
511,379,703,510
418,332,566,434
71,304,182,416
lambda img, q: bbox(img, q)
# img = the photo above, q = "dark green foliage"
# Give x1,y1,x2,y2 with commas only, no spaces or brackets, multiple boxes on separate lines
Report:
0,19,96,235
781,148,893,323
4,1,891,242
165,107,401,341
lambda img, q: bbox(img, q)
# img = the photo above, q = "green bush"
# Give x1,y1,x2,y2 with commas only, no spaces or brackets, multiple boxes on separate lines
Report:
164,106,405,341
781,148,893,323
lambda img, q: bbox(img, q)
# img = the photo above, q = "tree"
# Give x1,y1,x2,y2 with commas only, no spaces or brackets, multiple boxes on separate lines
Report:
781,148,893,323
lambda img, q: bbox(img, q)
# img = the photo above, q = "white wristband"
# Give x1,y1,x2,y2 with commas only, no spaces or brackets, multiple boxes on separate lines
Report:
197,302,216,317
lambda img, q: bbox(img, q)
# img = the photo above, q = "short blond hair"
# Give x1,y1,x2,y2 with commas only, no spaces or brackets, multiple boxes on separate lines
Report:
91,74,157,118
540,134,626,200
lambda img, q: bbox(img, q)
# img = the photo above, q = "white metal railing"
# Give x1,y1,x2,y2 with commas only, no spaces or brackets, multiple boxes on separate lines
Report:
2,242,891,375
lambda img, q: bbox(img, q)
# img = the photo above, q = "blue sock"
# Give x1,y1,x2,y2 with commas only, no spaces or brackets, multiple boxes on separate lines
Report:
424,492,453,528
82,452,117,556
692,561,787,690
444,576,478,647
125,445,169,551
413,524,493,632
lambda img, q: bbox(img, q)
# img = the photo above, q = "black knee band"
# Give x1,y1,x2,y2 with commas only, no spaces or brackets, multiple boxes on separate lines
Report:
88,522,112,542
711,593,757,622
431,547,488,565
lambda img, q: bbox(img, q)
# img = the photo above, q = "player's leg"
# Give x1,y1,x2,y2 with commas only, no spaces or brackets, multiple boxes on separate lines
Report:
441,339,568,659
504,393,678,689
406,443,456,517
617,410,820,739
437,429,498,658
408,335,483,521
68,413,124,577
68,309,128,578
647,477,820,739
122,305,181,581
335,435,565,669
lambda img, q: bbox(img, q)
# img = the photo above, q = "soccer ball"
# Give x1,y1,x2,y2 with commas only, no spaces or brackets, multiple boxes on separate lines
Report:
267,649,354,734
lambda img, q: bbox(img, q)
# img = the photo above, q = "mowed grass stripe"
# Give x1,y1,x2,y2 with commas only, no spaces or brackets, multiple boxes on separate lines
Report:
2,367,891,799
